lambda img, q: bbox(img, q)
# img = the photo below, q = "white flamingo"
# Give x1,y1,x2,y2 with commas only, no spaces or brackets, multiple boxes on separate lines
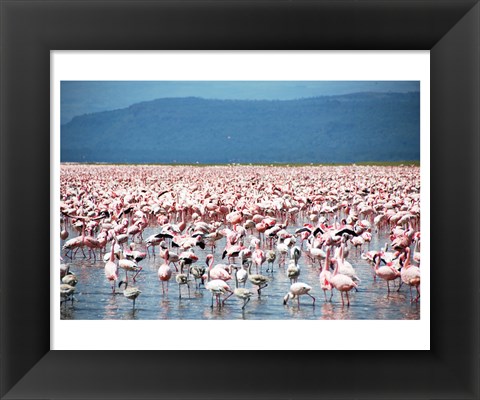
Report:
283,282,315,308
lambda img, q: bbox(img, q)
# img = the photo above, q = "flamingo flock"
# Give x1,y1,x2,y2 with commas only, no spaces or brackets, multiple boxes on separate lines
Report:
59,164,421,317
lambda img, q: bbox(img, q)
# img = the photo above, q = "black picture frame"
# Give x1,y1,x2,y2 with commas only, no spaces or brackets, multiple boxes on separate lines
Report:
1,1,479,399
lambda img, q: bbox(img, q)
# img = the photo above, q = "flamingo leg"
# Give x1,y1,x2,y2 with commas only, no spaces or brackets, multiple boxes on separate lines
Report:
222,291,233,306
133,267,143,282
415,285,420,302
346,291,350,306
307,293,316,306
257,283,268,296
340,292,344,306
396,280,402,292
242,297,250,310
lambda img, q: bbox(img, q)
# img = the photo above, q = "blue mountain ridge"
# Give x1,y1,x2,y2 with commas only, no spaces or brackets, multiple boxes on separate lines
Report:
61,92,420,164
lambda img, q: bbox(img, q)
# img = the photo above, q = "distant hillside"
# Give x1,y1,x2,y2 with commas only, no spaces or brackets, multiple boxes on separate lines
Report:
61,92,420,163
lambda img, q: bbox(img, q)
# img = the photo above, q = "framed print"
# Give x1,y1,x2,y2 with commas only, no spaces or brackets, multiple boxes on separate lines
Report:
51,52,429,352
1,1,479,399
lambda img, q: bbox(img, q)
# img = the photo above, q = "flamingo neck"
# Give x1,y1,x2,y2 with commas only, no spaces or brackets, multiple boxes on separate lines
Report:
332,259,339,276
110,240,116,262
323,248,330,272
374,256,380,271
404,249,411,269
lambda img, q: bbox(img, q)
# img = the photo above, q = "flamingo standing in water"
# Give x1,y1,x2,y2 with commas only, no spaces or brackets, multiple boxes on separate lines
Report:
319,246,333,301
204,257,233,308
246,261,269,296
118,280,141,310
104,239,119,294
276,238,289,267
118,250,143,283
400,247,420,302
373,252,401,294
157,249,173,294
190,263,206,289
223,268,255,310
175,259,191,299
265,250,276,272
60,284,75,306
283,282,315,308
329,257,358,306
205,254,232,282
286,258,300,284
252,238,266,273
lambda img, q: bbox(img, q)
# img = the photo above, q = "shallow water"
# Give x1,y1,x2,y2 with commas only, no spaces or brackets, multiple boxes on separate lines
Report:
60,224,420,321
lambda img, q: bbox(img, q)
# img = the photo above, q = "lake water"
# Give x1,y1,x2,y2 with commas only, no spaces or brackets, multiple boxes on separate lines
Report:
60,224,420,321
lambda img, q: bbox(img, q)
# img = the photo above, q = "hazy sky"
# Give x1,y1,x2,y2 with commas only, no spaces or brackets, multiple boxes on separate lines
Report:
61,81,419,125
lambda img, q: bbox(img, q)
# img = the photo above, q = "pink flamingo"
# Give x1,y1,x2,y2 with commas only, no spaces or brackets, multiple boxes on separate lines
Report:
251,238,266,273
329,258,358,306
204,257,233,308
104,240,119,294
205,254,232,281
222,243,245,264
373,251,401,294
401,247,420,302
157,249,173,294
319,246,333,301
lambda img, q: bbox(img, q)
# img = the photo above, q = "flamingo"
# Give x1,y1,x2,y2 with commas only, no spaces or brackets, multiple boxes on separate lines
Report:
336,241,361,288
283,282,315,308
61,271,78,287
373,252,401,294
205,254,232,282
118,280,142,310
400,247,420,302
286,258,300,284
205,258,233,308
125,242,147,263
413,236,421,266
235,260,249,287
246,261,269,296
118,250,143,283
190,263,206,289
104,240,119,294
329,258,358,306
252,238,266,273
145,232,172,257
222,243,245,264
319,246,333,301
276,238,289,267
60,284,75,306
265,250,276,272
223,268,255,310
175,259,191,299
60,263,69,280
157,249,173,294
